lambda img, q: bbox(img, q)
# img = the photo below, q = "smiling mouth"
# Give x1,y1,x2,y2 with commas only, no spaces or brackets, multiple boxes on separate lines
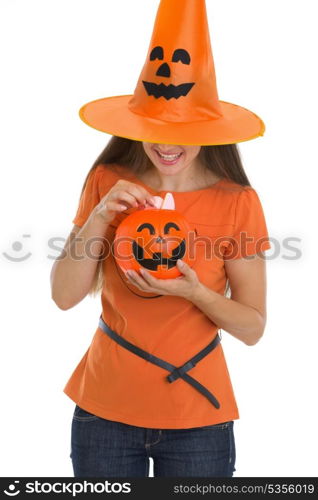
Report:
143,81,195,100
155,150,183,163
132,240,186,270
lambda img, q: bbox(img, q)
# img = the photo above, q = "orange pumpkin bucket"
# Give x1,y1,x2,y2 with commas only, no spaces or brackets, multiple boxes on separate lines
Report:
113,193,194,279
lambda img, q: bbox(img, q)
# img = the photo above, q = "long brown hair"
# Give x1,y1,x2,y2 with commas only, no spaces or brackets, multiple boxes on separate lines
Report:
79,136,252,297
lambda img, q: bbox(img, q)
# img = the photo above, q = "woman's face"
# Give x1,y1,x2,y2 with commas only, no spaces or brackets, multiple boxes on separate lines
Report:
142,142,201,177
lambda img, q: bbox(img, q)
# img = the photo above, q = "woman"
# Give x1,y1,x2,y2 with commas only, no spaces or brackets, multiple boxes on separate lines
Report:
50,137,270,477
50,0,271,477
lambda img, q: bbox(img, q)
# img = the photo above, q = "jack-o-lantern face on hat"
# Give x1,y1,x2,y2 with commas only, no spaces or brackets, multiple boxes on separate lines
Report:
142,45,195,100
128,0,224,123
114,207,194,280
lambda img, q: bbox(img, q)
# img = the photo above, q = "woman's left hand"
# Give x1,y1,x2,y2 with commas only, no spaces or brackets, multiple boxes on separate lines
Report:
125,259,203,300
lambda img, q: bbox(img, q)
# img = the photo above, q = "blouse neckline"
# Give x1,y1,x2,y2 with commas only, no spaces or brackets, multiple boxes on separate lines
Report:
128,172,227,195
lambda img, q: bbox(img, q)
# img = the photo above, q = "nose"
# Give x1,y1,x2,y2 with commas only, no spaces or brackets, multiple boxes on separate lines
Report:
156,63,171,78
155,236,164,243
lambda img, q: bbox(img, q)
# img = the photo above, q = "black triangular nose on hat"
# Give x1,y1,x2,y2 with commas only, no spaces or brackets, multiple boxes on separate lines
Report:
156,63,171,78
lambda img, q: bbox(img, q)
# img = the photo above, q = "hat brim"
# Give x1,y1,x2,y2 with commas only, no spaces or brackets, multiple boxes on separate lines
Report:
79,95,265,146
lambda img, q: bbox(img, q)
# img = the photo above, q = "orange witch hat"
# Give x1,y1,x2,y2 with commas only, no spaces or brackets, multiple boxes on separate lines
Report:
79,0,265,145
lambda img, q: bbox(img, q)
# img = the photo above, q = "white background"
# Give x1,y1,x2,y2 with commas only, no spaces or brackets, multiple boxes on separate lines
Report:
0,0,317,478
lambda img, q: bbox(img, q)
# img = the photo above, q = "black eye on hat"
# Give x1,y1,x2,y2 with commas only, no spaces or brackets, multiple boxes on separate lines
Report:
172,49,191,65
149,46,191,66
150,46,164,61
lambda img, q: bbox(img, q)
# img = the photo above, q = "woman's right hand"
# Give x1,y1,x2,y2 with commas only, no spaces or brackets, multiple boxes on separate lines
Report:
93,179,157,225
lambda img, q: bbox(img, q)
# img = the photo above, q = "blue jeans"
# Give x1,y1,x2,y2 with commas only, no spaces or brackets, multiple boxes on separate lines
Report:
70,404,236,477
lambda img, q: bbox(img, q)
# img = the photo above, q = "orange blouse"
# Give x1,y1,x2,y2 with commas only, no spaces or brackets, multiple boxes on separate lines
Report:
63,163,271,429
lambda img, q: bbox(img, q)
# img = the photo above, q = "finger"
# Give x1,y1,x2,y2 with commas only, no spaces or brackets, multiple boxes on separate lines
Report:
124,183,157,206
176,259,191,274
139,268,187,294
96,201,126,219
112,190,140,208
126,270,158,292
105,200,127,211
126,269,149,287
139,268,164,286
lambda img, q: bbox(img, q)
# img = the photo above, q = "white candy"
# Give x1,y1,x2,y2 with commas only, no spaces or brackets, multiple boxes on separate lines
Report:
161,192,175,210
145,192,175,210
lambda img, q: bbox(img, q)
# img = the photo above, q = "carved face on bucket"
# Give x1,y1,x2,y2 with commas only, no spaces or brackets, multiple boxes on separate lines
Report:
114,207,193,280
142,45,195,100
132,217,186,271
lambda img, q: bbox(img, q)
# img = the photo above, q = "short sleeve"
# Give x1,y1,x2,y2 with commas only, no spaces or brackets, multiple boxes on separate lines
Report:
72,166,102,227
223,187,271,260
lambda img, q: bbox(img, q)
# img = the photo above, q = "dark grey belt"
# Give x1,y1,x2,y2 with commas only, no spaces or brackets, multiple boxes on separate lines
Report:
98,314,222,409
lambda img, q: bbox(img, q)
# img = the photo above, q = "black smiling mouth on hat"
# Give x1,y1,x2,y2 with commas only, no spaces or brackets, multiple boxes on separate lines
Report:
143,46,195,100
142,81,195,100
132,239,186,270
